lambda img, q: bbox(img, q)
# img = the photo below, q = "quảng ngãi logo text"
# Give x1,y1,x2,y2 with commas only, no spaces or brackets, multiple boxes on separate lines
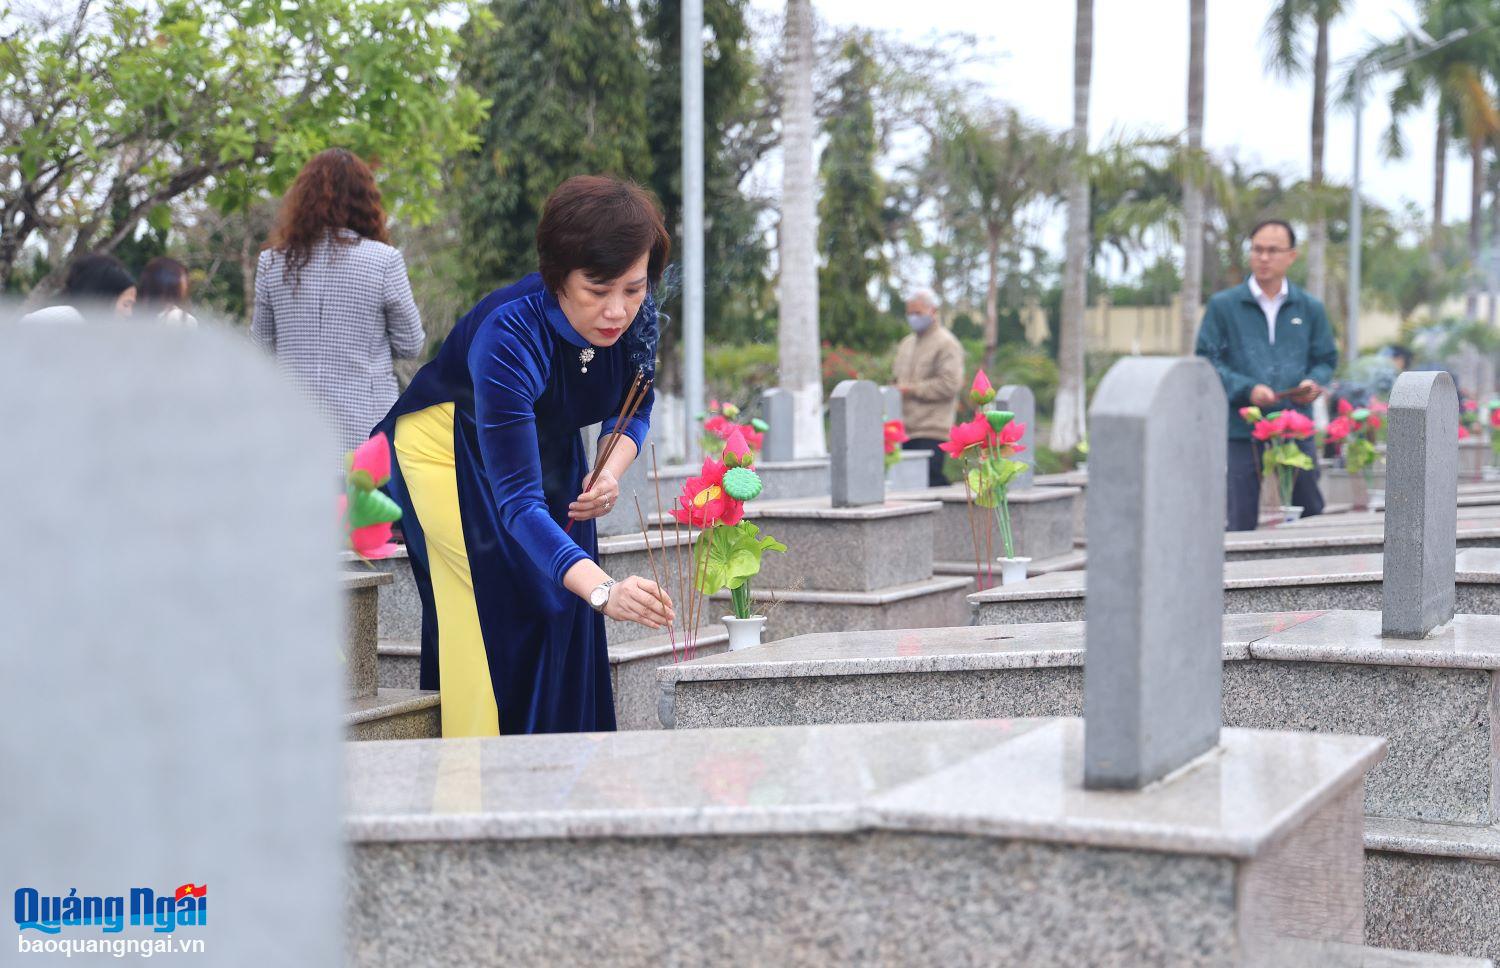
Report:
14,883,207,934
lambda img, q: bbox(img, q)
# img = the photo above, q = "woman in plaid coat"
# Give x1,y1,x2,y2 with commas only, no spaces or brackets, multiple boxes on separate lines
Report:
252,149,425,463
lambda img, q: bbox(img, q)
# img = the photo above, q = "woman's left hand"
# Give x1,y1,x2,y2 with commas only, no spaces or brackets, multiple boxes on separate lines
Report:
569,467,620,521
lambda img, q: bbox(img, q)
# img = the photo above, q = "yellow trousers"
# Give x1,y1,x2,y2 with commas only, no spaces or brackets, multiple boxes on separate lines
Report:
394,403,501,737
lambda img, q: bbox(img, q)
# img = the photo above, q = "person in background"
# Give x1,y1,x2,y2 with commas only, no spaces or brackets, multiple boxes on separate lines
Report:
22,253,136,323
252,147,424,463
892,287,965,486
1389,345,1412,373
1195,219,1339,531
136,257,198,326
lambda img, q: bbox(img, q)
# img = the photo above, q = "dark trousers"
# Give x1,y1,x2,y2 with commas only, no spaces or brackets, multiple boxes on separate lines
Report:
904,438,949,487
1227,438,1323,531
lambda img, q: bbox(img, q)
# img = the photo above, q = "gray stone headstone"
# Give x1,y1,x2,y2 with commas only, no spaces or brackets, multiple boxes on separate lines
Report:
1382,370,1459,639
829,379,885,507
760,388,795,463
993,384,1036,490
881,385,903,423
0,315,343,963
1084,357,1225,790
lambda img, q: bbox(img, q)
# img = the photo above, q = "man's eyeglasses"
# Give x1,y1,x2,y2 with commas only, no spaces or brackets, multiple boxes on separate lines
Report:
1250,245,1292,258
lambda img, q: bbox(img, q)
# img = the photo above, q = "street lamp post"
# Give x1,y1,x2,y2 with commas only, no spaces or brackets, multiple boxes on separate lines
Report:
1347,28,1469,362
682,0,705,459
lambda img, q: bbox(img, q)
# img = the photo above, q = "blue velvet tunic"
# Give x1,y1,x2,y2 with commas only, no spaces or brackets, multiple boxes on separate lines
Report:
374,273,655,734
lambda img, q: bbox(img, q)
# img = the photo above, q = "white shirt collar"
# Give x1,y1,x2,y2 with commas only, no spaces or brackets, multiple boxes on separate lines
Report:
1248,276,1288,301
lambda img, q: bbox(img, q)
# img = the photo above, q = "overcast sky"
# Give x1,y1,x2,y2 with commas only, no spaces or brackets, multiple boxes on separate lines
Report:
749,0,1464,229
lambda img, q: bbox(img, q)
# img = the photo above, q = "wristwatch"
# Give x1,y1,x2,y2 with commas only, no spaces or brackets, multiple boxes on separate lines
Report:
588,579,616,613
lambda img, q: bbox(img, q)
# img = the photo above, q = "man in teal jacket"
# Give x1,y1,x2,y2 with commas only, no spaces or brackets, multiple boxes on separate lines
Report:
1195,220,1339,530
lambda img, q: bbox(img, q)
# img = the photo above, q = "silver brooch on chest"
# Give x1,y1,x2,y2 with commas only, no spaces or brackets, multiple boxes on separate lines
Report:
579,347,595,374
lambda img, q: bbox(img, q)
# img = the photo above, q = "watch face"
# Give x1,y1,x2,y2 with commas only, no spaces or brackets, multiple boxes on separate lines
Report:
591,586,608,609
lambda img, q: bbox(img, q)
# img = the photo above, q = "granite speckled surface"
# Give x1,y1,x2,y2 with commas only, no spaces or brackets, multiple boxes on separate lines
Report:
1365,838,1500,962
743,500,938,592
890,483,1079,562
669,665,1084,729
349,831,1242,967
343,550,420,640
610,627,729,730
343,578,387,700
1253,610,1500,669
716,575,972,641
660,611,1317,685
345,719,1380,964
345,688,440,741
972,552,1500,624
376,639,419,690
1223,659,1495,824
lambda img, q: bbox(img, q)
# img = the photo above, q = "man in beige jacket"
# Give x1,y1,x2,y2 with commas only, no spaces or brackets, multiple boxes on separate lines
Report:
892,288,966,486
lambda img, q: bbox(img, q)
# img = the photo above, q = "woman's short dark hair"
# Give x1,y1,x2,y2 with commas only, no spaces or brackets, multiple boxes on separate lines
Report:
65,253,135,300
137,257,190,311
266,148,389,287
535,176,670,294
1249,219,1297,249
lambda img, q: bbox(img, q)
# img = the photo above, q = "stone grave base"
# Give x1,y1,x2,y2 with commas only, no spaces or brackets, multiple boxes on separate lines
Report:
889,483,1079,563
345,718,1380,967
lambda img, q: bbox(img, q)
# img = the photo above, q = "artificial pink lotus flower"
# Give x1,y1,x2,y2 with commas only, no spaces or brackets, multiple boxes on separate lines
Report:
1465,399,1479,412
1280,411,1315,439
350,521,399,559
1337,398,1354,417
350,433,392,487
940,412,994,458
670,458,744,528
1460,425,1472,440
992,419,1026,457
722,427,754,468
1325,416,1355,443
1251,418,1280,441
1239,406,1263,423
969,370,996,407
883,419,910,455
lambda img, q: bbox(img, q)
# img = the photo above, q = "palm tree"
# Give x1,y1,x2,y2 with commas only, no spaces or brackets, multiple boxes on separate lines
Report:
1180,0,1206,353
777,0,825,457
1051,0,1092,453
1263,0,1351,305
1377,0,1500,316
934,106,1061,370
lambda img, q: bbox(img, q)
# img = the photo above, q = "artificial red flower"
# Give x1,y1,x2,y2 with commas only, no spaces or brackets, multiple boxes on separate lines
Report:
1460,425,1472,440
1490,408,1500,430
350,521,399,559
992,419,1026,457
670,458,744,528
883,419,909,455
969,370,996,407
739,425,764,451
722,428,754,468
940,412,994,458
703,414,734,439
1238,406,1262,423
1465,399,1479,412
1280,410,1315,439
1337,398,1354,417
1325,416,1355,443
351,434,392,484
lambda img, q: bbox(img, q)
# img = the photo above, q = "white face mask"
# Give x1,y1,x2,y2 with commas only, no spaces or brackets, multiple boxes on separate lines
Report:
907,313,934,333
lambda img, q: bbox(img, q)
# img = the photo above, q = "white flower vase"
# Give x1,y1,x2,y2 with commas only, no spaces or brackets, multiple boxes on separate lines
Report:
1368,488,1385,508
996,556,1031,585
1280,505,1303,524
722,615,767,651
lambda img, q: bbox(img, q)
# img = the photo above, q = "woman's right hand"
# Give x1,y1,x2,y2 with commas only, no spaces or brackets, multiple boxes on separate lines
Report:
602,575,675,629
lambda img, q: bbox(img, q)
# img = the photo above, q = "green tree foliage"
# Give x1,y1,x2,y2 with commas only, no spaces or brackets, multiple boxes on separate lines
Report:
457,0,653,294
639,0,772,346
0,0,487,293
817,34,894,351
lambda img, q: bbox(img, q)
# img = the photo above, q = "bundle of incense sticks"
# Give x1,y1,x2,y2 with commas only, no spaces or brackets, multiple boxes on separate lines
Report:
626,443,718,662
566,369,650,535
